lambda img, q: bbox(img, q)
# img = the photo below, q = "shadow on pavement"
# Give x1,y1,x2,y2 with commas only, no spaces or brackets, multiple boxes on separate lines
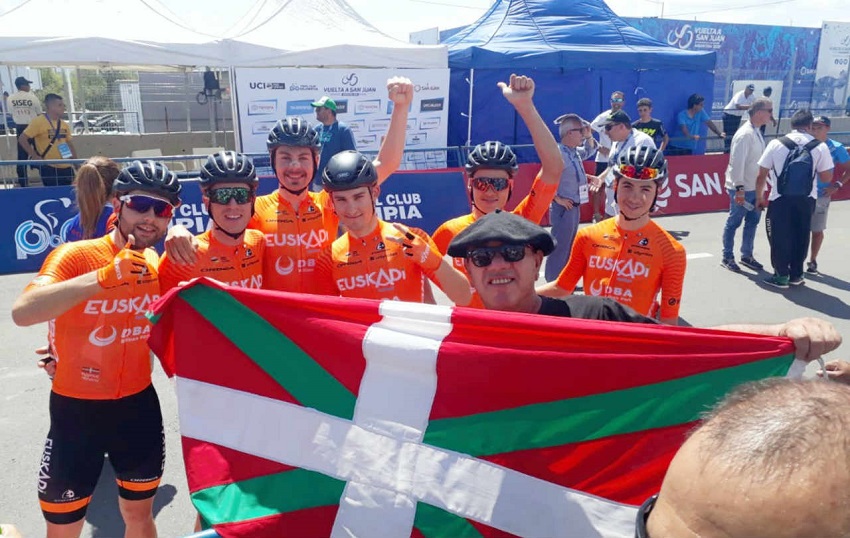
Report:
86,458,177,537
807,272,850,293
752,280,850,320
666,230,691,242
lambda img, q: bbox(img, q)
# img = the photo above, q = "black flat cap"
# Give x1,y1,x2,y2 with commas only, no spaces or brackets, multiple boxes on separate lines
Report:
447,210,556,257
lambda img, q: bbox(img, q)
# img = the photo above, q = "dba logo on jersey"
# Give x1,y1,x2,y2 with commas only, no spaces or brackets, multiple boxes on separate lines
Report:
337,268,405,291
589,280,634,300
588,256,650,279
275,256,315,275
88,326,118,347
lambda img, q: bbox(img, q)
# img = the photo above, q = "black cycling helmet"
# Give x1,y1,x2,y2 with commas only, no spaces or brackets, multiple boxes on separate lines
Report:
266,116,321,153
199,151,258,188
614,146,668,184
465,141,519,177
322,150,378,192
114,160,181,206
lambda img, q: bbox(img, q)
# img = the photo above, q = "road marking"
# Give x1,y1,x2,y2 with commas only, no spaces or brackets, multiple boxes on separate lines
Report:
686,253,713,260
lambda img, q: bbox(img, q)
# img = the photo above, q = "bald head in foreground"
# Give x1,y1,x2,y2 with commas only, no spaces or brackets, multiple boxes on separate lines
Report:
643,378,850,537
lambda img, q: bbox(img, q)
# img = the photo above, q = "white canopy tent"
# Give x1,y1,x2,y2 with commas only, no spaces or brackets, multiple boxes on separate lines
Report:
0,0,446,69
223,0,447,68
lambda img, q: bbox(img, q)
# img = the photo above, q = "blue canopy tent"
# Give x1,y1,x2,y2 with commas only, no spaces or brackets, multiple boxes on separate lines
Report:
445,0,717,156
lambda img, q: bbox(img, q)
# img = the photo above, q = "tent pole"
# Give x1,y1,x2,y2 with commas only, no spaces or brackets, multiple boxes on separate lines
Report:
3,65,12,159
76,66,87,134
185,68,192,133
466,68,474,147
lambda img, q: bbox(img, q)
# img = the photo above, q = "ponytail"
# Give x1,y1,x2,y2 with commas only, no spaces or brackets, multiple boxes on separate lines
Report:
73,157,120,239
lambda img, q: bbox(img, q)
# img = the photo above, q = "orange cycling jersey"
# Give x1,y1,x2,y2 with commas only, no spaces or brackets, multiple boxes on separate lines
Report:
431,174,557,307
250,190,338,293
315,220,439,302
555,218,687,319
25,235,161,400
158,229,265,292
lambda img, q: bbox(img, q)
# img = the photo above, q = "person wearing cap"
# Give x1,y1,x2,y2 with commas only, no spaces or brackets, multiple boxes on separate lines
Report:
588,110,655,218
312,95,356,188
540,147,687,325
6,76,42,187
546,113,597,282
589,91,625,221
720,97,773,273
670,94,724,156
806,115,849,275
722,83,757,153
447,209,654,320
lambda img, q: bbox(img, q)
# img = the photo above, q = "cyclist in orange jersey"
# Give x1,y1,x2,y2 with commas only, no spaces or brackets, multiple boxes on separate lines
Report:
159,151,264,292
315,151,471,305
164,77,416,294
432,74,564,260
538,147,686,325
11,160,181,537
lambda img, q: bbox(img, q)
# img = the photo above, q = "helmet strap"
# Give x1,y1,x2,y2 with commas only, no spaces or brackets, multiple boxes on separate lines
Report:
206,201,246,241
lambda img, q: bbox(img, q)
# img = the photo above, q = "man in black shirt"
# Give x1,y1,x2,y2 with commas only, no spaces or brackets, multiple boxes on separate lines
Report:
447,210,842,362
633,98,669,153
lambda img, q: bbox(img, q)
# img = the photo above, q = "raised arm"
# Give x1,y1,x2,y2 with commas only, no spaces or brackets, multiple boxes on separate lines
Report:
498,74,564,185
375,77,414,185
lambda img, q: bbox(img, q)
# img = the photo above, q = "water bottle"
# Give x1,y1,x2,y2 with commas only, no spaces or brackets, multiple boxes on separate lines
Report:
742,200,755,211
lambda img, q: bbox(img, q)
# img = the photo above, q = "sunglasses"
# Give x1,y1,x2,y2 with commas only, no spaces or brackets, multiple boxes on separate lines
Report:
611,98,624,103
119,194,174,218
207,187,253,205
467,244,528,267
472,177,512,192
619,165,660,180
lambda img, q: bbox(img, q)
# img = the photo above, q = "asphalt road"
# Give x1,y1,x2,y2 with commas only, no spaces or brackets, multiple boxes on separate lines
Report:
2,202,849,537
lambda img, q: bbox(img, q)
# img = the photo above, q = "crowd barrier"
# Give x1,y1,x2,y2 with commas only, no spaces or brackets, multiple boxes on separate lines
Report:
2,153,847,276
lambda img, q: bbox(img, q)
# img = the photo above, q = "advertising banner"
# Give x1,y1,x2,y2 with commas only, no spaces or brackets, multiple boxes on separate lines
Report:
813,21,850,115
625,18,820,117
232,68,451,169
2,172,469,275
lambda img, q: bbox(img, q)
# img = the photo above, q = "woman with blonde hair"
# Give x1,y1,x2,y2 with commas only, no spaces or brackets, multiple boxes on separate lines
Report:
65,156,120,241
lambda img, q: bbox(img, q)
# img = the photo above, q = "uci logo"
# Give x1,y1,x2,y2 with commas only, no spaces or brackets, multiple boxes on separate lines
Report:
15,198,74,260
666,25,694,49
342,73,359,86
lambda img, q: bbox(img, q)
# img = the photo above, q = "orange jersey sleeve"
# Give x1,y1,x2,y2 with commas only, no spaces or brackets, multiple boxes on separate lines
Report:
655,226,687,320
554,227,591,294
512,173,557,224
432,213,476,255
24,235,161,400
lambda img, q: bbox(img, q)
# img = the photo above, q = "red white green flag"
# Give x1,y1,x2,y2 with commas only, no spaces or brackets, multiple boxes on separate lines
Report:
147,279,797,538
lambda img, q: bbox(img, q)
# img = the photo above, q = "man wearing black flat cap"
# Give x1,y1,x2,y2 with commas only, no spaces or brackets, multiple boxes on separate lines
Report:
447,210,656,321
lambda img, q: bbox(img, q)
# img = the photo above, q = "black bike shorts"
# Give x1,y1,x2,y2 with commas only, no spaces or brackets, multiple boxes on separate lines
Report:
38,384,165,524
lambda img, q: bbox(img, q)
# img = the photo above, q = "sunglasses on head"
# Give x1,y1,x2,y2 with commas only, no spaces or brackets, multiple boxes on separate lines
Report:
618,165,660,180
119,194,174,218
472,177,512,192
467,244,528,267
207,186,253,205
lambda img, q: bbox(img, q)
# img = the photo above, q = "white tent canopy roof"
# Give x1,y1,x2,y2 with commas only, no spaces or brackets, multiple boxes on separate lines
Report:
0,0,446,69
216,0,446,68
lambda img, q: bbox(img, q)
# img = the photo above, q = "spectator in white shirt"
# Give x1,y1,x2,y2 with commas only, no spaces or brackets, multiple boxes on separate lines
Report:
6,76,42,188
720,97,773,273
722,83,756,153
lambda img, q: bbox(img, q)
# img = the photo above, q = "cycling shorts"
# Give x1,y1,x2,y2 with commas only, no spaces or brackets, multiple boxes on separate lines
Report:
38,384,165,524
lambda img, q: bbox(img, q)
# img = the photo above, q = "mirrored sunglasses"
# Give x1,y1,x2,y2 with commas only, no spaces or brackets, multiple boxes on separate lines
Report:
618,165,660,180
472,177,512,192
208,187,252,205
467,244,527,267
611,98,624,103
119,194,174,218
